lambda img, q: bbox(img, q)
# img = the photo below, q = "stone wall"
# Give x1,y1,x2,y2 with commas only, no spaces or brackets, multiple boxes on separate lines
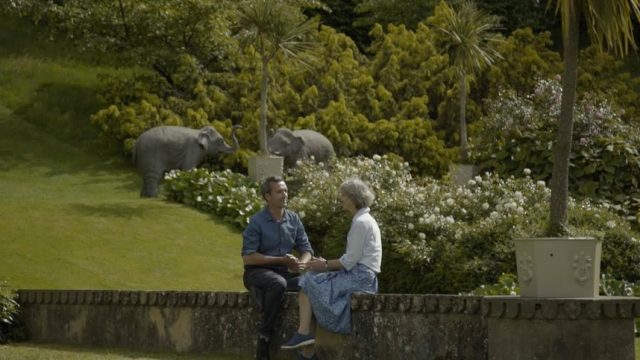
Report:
16,290,640,360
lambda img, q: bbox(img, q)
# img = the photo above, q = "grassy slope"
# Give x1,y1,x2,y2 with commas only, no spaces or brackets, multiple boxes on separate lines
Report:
0,19,245,291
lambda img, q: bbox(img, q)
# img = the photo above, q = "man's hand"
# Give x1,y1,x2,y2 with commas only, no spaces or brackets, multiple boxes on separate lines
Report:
283,253,299,271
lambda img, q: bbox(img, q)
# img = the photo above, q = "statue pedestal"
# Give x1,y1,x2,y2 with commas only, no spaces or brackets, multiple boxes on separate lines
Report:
485,296,640,360
248,155,283,182
449,163,478,186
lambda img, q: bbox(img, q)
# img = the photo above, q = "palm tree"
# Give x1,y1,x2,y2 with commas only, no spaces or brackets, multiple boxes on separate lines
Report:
236,0,318,155
548,0,640,235
435,1,502,161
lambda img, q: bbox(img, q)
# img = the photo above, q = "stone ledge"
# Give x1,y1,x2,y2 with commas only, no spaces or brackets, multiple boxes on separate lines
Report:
18,290,265,308
351,293,482,314
18,290,484,315
15,290,640,360
482,296,640,320
18,290,640,320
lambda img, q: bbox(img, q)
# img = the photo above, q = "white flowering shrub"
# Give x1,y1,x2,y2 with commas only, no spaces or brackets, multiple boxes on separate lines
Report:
472,77,640,221
163,156,640,294
163,168,262,229
288,156,640,294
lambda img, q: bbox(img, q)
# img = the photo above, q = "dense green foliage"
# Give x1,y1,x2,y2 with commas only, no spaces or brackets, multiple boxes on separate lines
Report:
289,157,640,293
164,169,263,229
472,77,640,222
429,1,502,158
5,1,640,293
164,157,640,294
0,282,19,344
545,0,640,236
8,0,640,184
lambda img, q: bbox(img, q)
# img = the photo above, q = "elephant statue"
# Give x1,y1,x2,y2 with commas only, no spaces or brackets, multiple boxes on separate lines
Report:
133,125,240,197
267,128,335,169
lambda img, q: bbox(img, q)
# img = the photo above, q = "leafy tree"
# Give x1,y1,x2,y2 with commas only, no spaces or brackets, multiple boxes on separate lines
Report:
354,0,439,30
8,0,237,86
429,1,502,160
474,0,558,34
367,22,451,120
577,45,640,126
304,0,371,50
548,0,640,235
483,27,562,98
236,0,319,155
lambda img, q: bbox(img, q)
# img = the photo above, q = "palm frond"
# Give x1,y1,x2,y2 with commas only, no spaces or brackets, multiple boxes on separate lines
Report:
236,0,318,61
435,1,503,75
551,0,640,56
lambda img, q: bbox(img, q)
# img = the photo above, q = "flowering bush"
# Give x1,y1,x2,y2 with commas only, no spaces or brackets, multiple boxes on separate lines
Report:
163,156,640,294
288,156,640,293
470,273,640,298
472,77,640,222
163,168,263,229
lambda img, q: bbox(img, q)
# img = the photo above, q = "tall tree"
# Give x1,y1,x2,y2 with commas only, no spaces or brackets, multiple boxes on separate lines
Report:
548,0,640,235
3,0,236,91
236,0,319,155
431,1,501,160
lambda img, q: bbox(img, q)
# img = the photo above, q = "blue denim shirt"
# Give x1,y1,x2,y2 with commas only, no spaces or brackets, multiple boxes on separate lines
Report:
242,207,313,258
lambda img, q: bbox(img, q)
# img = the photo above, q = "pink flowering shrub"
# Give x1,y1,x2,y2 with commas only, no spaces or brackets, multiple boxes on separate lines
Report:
472,77,640,222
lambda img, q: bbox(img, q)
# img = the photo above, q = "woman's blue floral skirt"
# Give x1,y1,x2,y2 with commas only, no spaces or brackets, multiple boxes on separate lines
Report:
299,263,378,334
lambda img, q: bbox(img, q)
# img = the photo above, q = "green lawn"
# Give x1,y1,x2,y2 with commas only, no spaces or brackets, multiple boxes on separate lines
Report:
0,101,245,291
0,22,246,291
0,16,250,358
0,343,250,360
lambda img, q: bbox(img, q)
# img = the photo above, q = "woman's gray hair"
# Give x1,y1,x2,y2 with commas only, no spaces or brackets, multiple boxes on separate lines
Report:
339,178,375,209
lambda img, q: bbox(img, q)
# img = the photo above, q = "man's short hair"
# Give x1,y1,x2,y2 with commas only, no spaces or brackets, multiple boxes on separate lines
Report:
260,176,286,200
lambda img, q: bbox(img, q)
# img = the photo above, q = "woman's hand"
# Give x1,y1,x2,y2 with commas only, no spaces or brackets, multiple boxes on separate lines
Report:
308,256,329,272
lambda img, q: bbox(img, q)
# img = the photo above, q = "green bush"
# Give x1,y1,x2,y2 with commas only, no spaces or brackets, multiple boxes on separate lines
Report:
163,156,640,294
468,273,519,296
578,45,640,127
482,28,561,99
472,77,640,222
0,282,20,344
470,273,640,297
163,168,262,229
287,156,640,293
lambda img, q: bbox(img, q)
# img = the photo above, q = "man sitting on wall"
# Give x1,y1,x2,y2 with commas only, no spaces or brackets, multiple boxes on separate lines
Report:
242,176,314,360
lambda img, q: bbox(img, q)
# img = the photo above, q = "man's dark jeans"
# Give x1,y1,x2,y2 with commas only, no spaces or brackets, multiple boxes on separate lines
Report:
243,266,300,339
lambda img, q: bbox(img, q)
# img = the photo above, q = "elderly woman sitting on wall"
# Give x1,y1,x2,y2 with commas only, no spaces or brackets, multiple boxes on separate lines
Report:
281,177,382,360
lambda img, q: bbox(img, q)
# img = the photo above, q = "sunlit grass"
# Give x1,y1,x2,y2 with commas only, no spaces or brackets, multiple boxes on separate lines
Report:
0,16,246,292
0,104,245,291
0,343,250,360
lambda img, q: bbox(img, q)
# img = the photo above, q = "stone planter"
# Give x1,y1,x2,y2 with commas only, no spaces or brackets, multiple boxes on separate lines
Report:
248,155,283,182
449,163,478,186
514,237,602,298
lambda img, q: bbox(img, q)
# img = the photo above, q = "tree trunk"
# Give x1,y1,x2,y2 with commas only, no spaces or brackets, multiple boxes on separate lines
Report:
259,54,269,155
549,7,580,236
459,71,468,161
